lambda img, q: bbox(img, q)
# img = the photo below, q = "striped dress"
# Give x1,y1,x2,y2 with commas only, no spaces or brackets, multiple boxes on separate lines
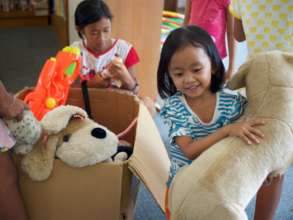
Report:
160,89,247,186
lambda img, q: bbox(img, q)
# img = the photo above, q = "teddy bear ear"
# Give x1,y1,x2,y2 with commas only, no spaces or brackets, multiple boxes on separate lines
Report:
41,105,88,134
227,59,252,90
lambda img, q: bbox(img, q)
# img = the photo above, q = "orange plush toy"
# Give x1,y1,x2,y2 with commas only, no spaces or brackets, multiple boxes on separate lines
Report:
25,47,81,120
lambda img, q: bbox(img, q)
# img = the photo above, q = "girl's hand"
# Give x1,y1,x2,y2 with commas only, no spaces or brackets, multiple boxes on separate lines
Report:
104,56,137,90
99,55,137,91
108,57,129,81
225,67,234,82
100,68,112,80
101,64,124,88
224,119,265,145
0,96,25,121
92,72,111,88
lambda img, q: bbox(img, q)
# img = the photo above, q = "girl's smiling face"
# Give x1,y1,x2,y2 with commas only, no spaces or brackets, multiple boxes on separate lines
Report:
168,45,213,99
81,17,112,53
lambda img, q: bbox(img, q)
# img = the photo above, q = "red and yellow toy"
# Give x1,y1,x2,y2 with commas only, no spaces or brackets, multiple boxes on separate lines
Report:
25,47,81,120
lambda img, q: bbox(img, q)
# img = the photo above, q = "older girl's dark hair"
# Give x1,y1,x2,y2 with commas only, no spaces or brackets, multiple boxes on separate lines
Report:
157,25,225,99
75,0,113,38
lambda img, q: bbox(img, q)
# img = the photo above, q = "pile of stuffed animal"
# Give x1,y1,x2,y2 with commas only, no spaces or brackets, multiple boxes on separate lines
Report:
5,105,131,181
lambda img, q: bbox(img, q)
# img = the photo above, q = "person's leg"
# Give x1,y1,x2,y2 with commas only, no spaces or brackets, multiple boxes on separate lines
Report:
0,152,28,220
254,174,284,220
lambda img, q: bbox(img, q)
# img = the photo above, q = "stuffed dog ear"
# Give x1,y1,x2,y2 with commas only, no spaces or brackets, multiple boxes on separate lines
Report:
227,59,252,90
21,135,59,181
42,105,88,134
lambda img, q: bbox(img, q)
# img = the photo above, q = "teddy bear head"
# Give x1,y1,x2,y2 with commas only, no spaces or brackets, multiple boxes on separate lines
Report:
21,105,119,181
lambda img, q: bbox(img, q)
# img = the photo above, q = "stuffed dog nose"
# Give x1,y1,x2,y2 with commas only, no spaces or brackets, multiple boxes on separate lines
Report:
91,127,107,139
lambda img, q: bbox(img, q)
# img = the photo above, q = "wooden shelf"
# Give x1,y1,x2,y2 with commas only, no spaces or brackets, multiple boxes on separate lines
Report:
0,10,49,27
0,10,34,18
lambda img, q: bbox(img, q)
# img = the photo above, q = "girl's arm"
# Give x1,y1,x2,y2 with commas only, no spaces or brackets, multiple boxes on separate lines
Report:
183,0,191,26
86,63,138,93
175,119,265,160
175,127,228,160
234,17,246,42
86,74,111,88
108,62,138,92
123,66,139,93
0,81,25,120
226,9,236,81
116,65,137,91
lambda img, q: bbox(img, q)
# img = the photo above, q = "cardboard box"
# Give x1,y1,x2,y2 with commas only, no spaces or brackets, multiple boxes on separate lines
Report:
16,88,170,220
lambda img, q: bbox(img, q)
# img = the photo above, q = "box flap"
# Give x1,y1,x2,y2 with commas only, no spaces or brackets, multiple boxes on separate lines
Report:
128,103,170,211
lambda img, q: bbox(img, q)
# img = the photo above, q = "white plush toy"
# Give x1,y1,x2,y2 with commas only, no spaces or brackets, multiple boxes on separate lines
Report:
168,51,293,220
9,105,119,181
5,108,42,154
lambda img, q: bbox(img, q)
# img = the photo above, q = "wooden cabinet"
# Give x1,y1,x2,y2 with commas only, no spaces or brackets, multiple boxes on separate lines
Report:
0,11,48,27
0,1,49,27
0,1,67,46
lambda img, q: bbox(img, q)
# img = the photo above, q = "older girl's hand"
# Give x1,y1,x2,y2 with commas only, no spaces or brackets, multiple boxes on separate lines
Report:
108,57,129,81
224,119,265,145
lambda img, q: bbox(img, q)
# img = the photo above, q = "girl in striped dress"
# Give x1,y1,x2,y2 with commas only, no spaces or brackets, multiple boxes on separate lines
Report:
157,26,265,218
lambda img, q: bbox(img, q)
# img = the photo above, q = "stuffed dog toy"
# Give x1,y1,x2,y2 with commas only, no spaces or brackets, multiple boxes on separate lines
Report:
168,51,293,220
7,105,120,181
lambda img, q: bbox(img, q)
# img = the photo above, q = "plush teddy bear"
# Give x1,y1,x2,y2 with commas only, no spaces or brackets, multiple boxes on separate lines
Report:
7,105,124,181
5,108,42,154
168,51,293,220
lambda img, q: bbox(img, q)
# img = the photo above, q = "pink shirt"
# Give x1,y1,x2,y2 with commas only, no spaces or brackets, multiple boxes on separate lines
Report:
188,0,230,58
0,119,15,152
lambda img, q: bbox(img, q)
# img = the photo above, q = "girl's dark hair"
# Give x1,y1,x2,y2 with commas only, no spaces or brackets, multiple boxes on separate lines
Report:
75,0,113,38
157,25,225,99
